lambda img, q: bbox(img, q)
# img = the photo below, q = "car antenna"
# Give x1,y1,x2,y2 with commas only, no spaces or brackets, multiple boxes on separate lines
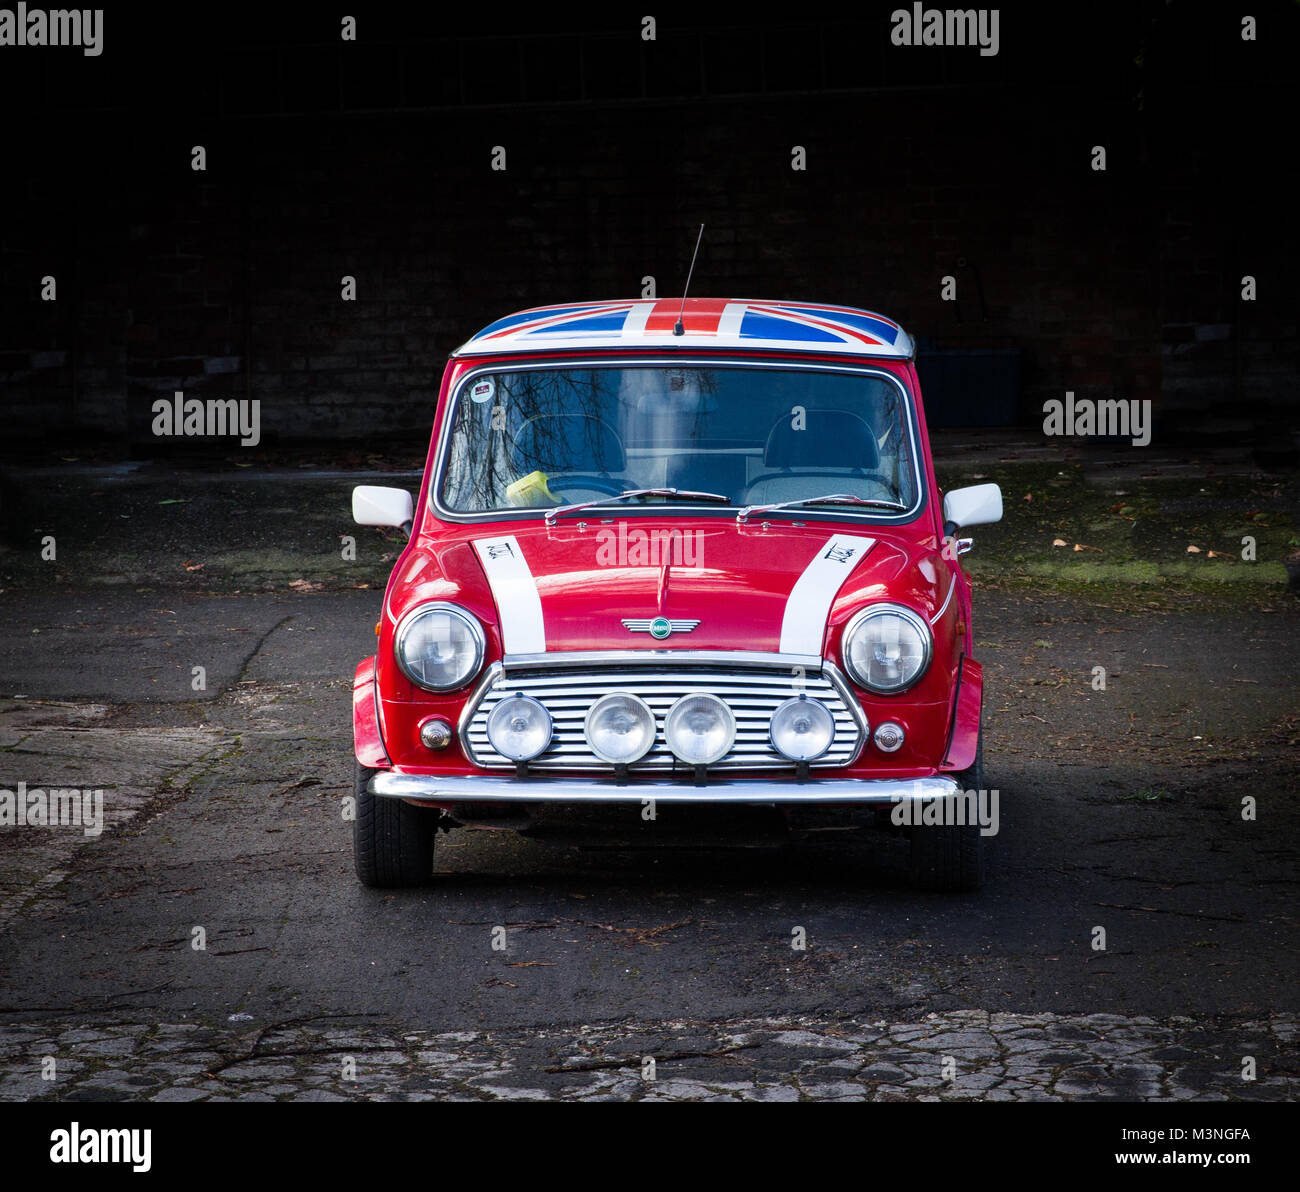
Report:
673,224,705,336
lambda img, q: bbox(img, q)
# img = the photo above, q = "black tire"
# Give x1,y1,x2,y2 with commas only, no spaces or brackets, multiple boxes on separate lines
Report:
909,729,986,892
353,761,437,887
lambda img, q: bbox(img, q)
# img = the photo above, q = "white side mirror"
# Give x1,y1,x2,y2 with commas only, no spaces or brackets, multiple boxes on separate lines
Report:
943,482,1002,531
353,485,413,528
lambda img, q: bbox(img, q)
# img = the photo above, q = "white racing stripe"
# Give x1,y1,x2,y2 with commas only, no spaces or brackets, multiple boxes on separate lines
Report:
473,536,546,654
779,534,876,655
624,302,655,336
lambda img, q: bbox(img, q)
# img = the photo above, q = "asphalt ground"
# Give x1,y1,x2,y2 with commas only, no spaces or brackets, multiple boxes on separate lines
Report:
0,454,1295,1102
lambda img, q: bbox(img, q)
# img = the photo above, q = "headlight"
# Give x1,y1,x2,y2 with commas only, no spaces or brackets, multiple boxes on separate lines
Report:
486,693,552,761
664,693,735,766
769,694,836,761
585,693,656,765
394,603,485,691
841,604,932,693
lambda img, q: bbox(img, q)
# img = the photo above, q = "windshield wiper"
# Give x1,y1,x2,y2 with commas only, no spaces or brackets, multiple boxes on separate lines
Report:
737,493,906,523
544,487,730,525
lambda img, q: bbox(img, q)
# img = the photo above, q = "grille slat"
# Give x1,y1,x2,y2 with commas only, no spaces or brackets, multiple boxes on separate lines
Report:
464,663,862,773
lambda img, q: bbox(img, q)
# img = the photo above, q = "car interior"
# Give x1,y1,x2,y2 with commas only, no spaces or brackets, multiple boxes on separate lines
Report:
505,408,905,507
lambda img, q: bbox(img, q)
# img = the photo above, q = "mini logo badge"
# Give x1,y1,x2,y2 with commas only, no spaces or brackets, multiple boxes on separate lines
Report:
622,617,700,639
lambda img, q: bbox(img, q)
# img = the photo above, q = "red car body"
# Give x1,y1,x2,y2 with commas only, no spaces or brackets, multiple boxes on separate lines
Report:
349,299,1001,888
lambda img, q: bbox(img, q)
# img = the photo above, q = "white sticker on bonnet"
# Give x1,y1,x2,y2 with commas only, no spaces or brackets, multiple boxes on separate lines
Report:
779,534,876,656
472,535,546,655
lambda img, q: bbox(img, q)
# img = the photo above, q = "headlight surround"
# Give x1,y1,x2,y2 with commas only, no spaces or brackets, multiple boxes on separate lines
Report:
841,603,932,694
664,693,735,766
585,693,656,765
486,693,552,761
769,693,836,762
394,602,486,691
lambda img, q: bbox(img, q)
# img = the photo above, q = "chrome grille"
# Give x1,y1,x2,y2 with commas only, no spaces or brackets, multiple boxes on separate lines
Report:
461,660,864,772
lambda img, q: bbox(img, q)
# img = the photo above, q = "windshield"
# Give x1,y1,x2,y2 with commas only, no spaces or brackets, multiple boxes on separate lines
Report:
438,364,920,517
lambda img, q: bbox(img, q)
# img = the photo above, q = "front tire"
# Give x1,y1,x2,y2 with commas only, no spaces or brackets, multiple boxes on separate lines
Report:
909,730,986,892
353,761,437,887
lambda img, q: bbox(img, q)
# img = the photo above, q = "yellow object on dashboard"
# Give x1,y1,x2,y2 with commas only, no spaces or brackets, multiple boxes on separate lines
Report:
506,470,560,507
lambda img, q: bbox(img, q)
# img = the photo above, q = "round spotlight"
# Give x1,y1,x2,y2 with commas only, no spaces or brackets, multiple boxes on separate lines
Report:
419,718,453,751
873,721,905,753
486,693,552,762
664,693,735,766
769,694,836,762
584,693,656,765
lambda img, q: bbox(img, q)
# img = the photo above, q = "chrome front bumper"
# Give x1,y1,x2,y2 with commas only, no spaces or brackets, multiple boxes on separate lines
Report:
368,772,959,805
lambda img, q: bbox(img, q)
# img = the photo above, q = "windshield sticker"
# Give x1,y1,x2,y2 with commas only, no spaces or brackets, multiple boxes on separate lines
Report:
470,378,496,403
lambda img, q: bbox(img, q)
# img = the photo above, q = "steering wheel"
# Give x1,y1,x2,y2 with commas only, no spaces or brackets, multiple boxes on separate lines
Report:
549,475,628,497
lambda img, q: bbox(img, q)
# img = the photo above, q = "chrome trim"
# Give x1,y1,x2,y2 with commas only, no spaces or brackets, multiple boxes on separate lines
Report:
929,577,955,626
394,602,486,693
457,650,868,772
369,772,958,805
840,603,934,695
502,649,824,672
622,618,701,637
458,660,506,758
430,358,928,528
821,659,870,745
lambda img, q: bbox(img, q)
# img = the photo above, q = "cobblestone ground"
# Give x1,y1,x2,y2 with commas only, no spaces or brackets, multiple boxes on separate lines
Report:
1,1012,1293,1102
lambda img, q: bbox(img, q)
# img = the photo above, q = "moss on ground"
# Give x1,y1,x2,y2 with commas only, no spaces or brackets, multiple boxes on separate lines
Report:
937,461,1296,607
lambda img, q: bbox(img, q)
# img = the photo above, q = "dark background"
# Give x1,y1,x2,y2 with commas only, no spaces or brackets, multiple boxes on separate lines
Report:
1,2,1296,451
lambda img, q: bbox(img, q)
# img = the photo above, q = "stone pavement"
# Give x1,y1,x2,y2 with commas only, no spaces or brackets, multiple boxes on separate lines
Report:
0,1011,1293,1102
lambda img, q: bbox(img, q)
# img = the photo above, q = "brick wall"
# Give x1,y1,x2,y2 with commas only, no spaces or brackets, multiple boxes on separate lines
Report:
1,11,1295,447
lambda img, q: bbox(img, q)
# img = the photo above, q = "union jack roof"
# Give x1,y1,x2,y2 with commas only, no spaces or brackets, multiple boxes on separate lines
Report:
454,299,914,359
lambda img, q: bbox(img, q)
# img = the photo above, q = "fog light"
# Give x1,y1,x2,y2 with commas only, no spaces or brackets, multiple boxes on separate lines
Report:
486,693,552,762
585,693,656,765
419,718,453,751
769,694,835,762
873,721,905,753
664,693,734,766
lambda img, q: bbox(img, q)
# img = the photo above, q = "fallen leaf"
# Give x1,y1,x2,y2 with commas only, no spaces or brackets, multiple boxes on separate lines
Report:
1052,538,1067,547
288,578,323,592
505,961,555,968
1073,543,1101,552
182,561,205,572
1186,544,1202,553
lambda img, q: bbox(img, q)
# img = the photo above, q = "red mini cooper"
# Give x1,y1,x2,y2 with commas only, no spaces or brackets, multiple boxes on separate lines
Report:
350,299,1002,890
